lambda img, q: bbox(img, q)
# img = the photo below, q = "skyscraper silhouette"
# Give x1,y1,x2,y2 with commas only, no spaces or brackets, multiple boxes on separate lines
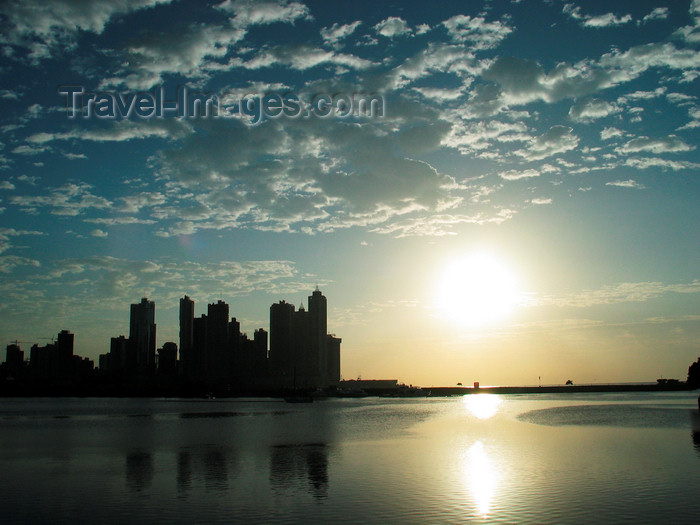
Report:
206,300,230,386
308,287,327,387
130,298,156,374
179,296,194,379
270,300,295,386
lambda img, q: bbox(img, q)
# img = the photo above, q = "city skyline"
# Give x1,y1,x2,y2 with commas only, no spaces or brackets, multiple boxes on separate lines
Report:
1,0,699,386
3,286,341,393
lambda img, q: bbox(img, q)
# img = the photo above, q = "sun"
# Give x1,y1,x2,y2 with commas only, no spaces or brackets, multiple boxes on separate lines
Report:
435,253,519,328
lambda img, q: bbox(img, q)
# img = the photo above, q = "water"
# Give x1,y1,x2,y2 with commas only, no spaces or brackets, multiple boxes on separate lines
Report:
1,392,699,524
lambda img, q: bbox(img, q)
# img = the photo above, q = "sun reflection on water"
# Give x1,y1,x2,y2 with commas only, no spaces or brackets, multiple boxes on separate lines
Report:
463,394,502,419
463,440,498,518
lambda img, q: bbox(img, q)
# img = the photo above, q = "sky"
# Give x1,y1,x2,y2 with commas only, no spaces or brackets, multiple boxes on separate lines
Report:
0,0,699,386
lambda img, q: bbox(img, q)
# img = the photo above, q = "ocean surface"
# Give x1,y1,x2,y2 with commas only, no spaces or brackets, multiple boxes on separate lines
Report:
1,392,699,524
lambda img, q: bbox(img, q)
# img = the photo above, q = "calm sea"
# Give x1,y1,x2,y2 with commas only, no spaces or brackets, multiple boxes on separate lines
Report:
1,392,699,524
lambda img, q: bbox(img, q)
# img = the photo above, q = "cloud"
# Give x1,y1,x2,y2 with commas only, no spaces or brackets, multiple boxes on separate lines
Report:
10,144,49,156
320,21,362,46
0,181,15,190
442,15,512,49
530,198,552,205
368,209,517,237
535,280,700,308
514,126,579,161
0,90,20,100
605,179,646,189
563,4,632,28
27,120,193,144
0,227,45,254
100,0,312,89
0,255,41,273
10,183,112,216
674,0,700,43
601,127,625,140
377,42,481,90
374,17,412,38
147,110,460,237
641,7,669,24
499,169,540,181
624,157,700,171
34,255,309,304
233,44,374,71
616,135,694,154
0,0,173,64
90,229,108,237
441,119,529,154
569,98,621,121
482,43,700,108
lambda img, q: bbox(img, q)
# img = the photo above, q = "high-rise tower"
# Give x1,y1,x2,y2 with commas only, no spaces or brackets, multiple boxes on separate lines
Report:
206,300,230,386
130,297,156,373
308,287,327,387
179,295,194,378
269,300,295,385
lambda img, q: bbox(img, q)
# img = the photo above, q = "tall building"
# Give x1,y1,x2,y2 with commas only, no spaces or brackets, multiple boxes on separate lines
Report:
326,335,341,386
269,300,295,384
191,314,207,382
5,343,24,375
56,329,74,377
308,287,327,387
158,342,178,376
292,304,310,387
253,328,268,379
179,296,194,378
206,300,230,386
130,298,156,374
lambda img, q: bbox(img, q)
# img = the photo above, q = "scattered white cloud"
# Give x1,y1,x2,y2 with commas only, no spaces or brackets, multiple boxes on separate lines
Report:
514,126,579,161
90,229,108,237
616,135,694,155
0,0,173,64
641,7,670,24
606,179,646,189
563,4,632,28
601,127,625,140
499,169,540,181
0,89,20,100
374,17,412,38
10,183,112,216
674,0,700,43
624,157,700,171
535,280,700,308
27,119,193,144
442,14,512,49
320,21,362,46
569,98,621,121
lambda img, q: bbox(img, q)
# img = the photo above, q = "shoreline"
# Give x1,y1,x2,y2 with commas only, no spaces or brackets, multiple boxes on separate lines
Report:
0,382,696,398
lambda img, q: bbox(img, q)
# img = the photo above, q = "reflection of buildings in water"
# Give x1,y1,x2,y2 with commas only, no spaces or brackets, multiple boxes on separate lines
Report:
692,411,700,456
177,450,192,492
126,450,153,492
270,444,329,499
175,446,232,493
203,448,228,491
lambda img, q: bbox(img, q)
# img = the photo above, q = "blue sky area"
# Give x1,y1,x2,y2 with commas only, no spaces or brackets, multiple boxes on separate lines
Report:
1,0,699,385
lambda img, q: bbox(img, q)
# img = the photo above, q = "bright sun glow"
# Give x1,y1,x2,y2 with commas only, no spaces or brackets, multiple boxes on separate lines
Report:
464,394,502,420
436,253,519,328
